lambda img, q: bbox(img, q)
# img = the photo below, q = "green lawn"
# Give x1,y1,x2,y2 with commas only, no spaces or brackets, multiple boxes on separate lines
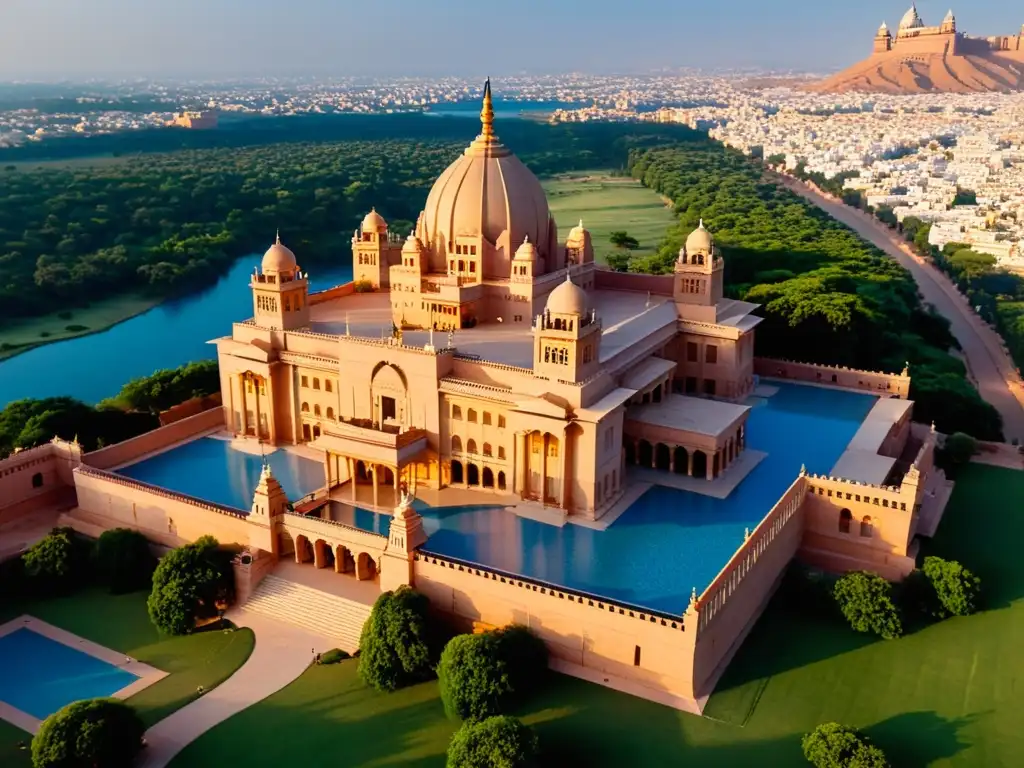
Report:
0,294,159,361
0,588,254,766
542,171,675,264
166,463,1024,768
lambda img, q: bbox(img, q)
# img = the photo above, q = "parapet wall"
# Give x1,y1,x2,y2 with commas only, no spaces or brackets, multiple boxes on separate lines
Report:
412,551,700,708
754,357,910,399
83,406,223,471
692,476,806,697
73,465,261,550
159,393,222,426
309,281,356,306
594,269,675,296
0,439,82,524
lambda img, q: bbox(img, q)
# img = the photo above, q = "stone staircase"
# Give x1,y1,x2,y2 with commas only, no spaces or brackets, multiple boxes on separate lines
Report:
239,574,373,652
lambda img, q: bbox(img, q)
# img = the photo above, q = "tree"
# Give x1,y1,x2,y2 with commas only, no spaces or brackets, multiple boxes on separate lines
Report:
802,722,889,768
944,432,977,464
438,625,547,722
31,698,145,768
833,571,902,639
609,230,639,251
93,528,157,594
357,586,435,692
605,251,631,272
922,556,981,617
22,527,91,595
100,360,220,413
147,535,234,635
446,716,540,768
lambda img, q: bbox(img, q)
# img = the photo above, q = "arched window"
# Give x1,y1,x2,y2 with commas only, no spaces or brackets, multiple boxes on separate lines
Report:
468,409,478,423
313,378,320,390
467,439,478,455
301,402,310,413
326,407,335,420
860,516,873,537
482,467,494,488
483,412,492,425
498,471,506,491
839,508,852,534
483,442,492,457
31,472,43,489
314,405,321,417
452,405,462,420
498,446,506,460
325,380,333,393
451,436,463,453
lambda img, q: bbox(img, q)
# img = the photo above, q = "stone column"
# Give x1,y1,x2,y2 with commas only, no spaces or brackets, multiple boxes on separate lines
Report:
541,433,548,505
706,453,714,481
513,433,525,495
687,450,695,477
350,458,358,503
558,427,568,509
324,450,332,488
372,464,380,508
669,447,676,473
238,373,247,435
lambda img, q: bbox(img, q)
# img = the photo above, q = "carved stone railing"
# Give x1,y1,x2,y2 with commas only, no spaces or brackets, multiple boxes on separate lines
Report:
279,511,388,551
76,465,248,519
696,475,805,633
416,550,686,631
324,421,428,450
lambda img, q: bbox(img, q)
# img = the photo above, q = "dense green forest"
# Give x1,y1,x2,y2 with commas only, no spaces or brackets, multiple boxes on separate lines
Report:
0,361,220,456
0,117,693,322
623,143,1001,440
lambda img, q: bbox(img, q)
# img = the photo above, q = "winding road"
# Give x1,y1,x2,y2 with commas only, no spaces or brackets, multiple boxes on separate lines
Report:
777,175,1024,443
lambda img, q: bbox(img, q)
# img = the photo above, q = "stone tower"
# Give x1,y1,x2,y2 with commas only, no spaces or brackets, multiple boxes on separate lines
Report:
249,461,289,552
565,220,594,266
874,21,893,52
673,220,724,309
352,208,402,290
251,233,309,331
379,491,428,592
533,271,602,383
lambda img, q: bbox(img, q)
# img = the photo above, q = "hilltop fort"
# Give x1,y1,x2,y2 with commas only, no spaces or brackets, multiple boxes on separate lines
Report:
811,4,1024,93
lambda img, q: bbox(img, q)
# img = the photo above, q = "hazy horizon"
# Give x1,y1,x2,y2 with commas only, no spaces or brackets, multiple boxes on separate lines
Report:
0,0,1019,80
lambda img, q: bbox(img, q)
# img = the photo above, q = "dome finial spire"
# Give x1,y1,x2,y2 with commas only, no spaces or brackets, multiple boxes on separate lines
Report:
480,77,495,140
275,228,280,245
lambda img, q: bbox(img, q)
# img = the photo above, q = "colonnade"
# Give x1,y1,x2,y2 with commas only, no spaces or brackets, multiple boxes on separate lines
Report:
234,371,270,440
280,531,378,581
323,450,416,509
624,424,745,481
512,429,568,507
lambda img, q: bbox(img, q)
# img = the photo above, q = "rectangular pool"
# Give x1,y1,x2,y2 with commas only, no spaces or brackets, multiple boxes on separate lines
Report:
117,436,325,512
0,627,139,720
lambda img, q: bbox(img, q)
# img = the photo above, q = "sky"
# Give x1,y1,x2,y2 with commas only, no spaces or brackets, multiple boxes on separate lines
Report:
0,0,1018,80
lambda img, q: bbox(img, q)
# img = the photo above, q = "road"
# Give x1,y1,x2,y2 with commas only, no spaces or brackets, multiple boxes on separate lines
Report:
778,176,1024,443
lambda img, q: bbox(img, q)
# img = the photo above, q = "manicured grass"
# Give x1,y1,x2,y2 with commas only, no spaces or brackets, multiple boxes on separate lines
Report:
0,588,254,767
542,171,675,264
170,463,1024,767
0,294,159,361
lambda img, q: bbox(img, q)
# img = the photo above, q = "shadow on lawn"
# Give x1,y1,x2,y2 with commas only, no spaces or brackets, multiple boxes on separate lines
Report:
867,710,974,768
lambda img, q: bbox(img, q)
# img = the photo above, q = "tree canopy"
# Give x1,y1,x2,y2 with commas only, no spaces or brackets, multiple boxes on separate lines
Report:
358,586,436,692
446,716,540,768
832,571,902,640
31,698,145,768
147,535,235,635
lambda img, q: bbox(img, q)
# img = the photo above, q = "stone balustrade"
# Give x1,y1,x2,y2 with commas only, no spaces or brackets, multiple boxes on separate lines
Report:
75,465,248,519
279,511,387,552
696,475,806,633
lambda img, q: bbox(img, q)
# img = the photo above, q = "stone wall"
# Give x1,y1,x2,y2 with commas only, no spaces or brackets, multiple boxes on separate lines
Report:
692,476,806,697
754,357,911,399
0,440,82,525
411,552,699,709
593,269,675,296
72,465,265,550
159,393,222,426
83,407,224,470
309,281,356,306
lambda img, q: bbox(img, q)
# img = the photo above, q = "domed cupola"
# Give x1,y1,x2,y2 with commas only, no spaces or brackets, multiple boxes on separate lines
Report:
514,235,538,262
262,232,298,275
402,232,424,255
545,271,588,317
684,219,714,256
899,2,923,30
419,79,556,278
361,208,388,235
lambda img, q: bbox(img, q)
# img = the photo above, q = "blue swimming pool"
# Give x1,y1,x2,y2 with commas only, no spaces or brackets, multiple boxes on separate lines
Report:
115,382,876,615
0,628,139,720
118,437,325,511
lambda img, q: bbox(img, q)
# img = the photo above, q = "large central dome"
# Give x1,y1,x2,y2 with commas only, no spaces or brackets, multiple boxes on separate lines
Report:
418,80,555,276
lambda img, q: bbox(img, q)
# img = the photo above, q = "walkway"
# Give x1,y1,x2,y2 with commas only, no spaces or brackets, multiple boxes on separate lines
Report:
140,610,335,768
779,175,1024,443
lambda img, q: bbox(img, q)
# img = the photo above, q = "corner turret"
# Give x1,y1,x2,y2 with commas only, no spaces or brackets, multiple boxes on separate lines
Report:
251,233,309,331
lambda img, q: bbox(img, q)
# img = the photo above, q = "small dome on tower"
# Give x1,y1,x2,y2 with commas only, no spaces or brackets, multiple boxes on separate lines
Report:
514,235,537,262
567,219,587,241
402,232,424,254
361,208,388,234
685,219,714,254
877,21,890,35
942,9,955,24
262,233,297,273
545,271,588,316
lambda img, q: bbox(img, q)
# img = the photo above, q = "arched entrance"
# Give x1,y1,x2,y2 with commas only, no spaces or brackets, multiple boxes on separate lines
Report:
451,460,464,484
314,539,335,570
654,443,670,471
277,530,295,559
356,552,377,581
467,463,480,486
335,544,355,574
482,467,494,488
673,446,689,475
497,471,506,491
638,440,653,467
294,534,313,564
692,450,707,479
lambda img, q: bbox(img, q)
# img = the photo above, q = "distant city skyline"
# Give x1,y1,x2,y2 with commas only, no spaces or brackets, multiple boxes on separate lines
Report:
0,0,1019,80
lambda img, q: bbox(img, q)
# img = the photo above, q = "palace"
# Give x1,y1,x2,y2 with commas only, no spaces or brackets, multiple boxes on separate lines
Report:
0,83,953,712
813,4,1024,93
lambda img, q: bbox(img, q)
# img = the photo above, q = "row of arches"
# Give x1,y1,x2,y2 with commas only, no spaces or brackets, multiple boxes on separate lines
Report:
839,509,874,538
451,436,506,460
450,461,507,491
625,429,744,481
301,403,335,420
279,530,378,581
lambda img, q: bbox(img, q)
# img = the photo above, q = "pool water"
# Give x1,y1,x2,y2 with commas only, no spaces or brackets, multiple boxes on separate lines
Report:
0,628,139,720
118,436,325,511
115,382,876,615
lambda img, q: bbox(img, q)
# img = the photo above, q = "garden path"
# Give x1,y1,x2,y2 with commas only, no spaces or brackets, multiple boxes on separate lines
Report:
139,609,335,768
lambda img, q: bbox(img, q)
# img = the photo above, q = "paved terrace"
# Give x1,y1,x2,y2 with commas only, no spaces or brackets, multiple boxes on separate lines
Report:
309,289,677,369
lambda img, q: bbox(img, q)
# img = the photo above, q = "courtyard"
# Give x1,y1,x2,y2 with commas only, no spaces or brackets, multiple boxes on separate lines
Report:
163,462,1024,767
